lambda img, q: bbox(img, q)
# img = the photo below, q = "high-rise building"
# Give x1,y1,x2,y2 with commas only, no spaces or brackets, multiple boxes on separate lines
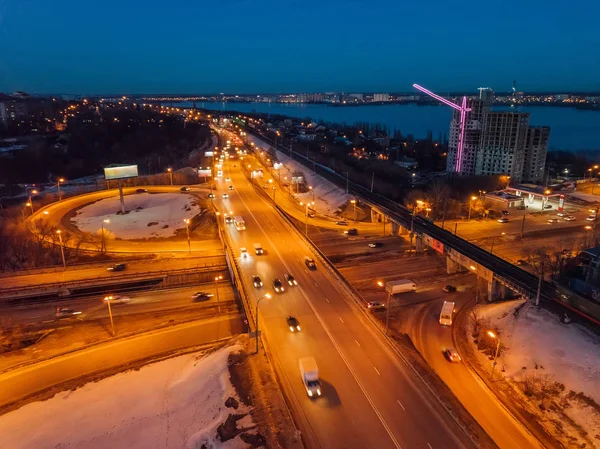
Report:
446,88,550,183
373,93,389,102
523,126,550,182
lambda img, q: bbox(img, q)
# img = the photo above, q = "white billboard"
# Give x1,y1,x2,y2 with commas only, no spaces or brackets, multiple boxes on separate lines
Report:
205,151,214,157
104,165,138,180
198,169,212,178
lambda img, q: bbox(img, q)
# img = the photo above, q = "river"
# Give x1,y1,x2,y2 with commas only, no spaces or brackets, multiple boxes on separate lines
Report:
171,101,600,151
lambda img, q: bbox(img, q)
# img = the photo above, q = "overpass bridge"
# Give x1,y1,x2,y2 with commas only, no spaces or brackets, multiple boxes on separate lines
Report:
244,126,600,326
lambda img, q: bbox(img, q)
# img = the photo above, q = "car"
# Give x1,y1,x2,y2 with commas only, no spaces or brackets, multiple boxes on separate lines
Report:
284,273,298,286
501,210,509,215
252,275,263,288
344,228,358,235
103,295,132,304
557,212,567,217
226,177,231,182
543,204,553,209
286,316,301,332
442,285,457,293
208,193,216,198
225,216,233,224
586,216,596,221
55,307,82,319
233,164,237,167
304,257,317,270
222,193,229,199
588,209,597,214
135,188,148,193
273,279,285,293
367,301,385,311
444,348,462,363
547,218,559,223
564,216,576,221
368,242,383,248
497,217,509,223
307,211,315,218
107,263,127,272
240,247,248,258
335,220,348,226
228,185,234,190
191,291,213,302
180,186,190,192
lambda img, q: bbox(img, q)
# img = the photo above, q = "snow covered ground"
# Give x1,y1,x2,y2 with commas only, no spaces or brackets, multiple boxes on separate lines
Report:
246,134,353,217
569,192,600,203
71,193,201,239
475,300,600,441
0,345,256,449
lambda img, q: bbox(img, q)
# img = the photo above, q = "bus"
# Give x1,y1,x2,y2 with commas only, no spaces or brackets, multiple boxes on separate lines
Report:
234,216,245,231
439,301,455,326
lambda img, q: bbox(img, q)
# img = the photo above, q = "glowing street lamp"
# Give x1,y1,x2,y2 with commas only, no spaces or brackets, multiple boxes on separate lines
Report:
101,219,110,252
167,168,173,186
27,189,38,213
255,293,272,354
57,178,65,201
468,195,477,220
56,229,67,269
184,219,191,254
214,275,223,314
487,331,501,377
350,199,357,222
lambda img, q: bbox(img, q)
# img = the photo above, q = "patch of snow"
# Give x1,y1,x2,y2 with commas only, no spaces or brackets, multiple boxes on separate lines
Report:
71,193,201,239
0,345,252,449
569,192,600,203
246,134,353,217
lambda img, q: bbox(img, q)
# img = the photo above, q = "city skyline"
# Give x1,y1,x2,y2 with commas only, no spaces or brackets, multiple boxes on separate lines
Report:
1,0,599,94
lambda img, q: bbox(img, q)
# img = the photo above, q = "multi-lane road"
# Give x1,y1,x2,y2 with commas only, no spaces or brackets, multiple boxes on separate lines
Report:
215,153,474,449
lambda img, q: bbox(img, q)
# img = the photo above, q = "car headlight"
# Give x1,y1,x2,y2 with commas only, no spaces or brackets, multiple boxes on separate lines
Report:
308,391,313,397
296,325,301,331
316,389,321,395
289,326,294,332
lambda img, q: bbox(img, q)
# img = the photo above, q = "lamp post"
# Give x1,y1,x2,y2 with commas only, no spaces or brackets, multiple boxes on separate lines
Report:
255,293,272,354
167,168,173,186
104,295,116,337
101,219,110,253
184,219,191,254
300,201,314,235
344,172,349,193
378,281,392,335
487,331,501,378
468,195,477,220
272,186,276,201
56,230,67,269
214,275,223,314
351,199,357,222
309,185,314,202
27,189,38,214
57,178,65,201
490,232,505,254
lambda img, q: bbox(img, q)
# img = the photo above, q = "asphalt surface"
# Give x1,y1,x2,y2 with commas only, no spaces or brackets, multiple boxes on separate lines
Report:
0,255,226,290
216,155,471,449
405,280,543,449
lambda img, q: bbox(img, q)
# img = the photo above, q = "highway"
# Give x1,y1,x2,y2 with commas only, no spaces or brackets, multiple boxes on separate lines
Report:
0,255,226,291
405,280,543,449
216,155,473,448
1,284,235,326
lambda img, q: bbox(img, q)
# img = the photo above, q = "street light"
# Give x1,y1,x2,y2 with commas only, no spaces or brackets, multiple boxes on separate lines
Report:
101,219,110,252
490,232,505,254
487,331,501,378
255,293,272,354
300,201,314,235
57,178,65,201
309,185,314,202
184,218,191,254
351,199,357,222
214,275,223,314
27,189,38,214
378,280,393,335
167,168,173,186
56,230,67,269
468,196,477,220
104,295,116,337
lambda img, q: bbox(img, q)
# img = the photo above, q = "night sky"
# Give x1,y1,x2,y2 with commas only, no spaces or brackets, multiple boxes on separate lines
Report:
1,0,599,94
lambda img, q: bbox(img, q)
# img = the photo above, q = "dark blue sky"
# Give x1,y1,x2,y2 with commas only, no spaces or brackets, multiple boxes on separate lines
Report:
1,0,599,94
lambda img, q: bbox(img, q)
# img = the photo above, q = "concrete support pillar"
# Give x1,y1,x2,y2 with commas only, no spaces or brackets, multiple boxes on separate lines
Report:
391,221,400,236
398,225,409,235
446,257,461,274
415,236,424,253
487,279,497,302
371,209,381,223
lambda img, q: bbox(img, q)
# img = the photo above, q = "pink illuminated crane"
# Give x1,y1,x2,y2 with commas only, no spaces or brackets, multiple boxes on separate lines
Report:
413,84,470,173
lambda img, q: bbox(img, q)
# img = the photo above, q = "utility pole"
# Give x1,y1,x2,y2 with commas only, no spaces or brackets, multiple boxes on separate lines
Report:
520,213,526,238
385,288,392,335
344,172,349,194
104,296,116,337
371,172,375,193
535,269,543,307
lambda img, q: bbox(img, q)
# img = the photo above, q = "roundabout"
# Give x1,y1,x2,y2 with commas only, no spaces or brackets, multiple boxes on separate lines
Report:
28,185,223,254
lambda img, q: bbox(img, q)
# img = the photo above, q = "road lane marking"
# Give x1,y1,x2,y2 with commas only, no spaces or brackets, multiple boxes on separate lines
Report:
296,258,300,262
355,339,361,347
427,444,433,449
325,297,330,303
314,282,319,287
374,366,381,375
396,399,405,411
339,317,344,323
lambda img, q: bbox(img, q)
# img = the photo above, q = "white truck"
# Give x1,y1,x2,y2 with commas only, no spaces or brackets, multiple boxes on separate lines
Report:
439,301,455,326
385,279,416,294
299,357,321,397
253,243,263,255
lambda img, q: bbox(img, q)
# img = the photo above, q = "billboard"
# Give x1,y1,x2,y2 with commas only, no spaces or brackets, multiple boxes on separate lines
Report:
104,165,138,180
198,169,212,178
204,151,214,157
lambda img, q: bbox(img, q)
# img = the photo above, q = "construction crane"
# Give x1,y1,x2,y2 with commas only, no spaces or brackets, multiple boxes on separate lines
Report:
413,84,470,173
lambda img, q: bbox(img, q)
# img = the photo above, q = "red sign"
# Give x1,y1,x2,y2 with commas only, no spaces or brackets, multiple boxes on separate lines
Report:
558,194,565,212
